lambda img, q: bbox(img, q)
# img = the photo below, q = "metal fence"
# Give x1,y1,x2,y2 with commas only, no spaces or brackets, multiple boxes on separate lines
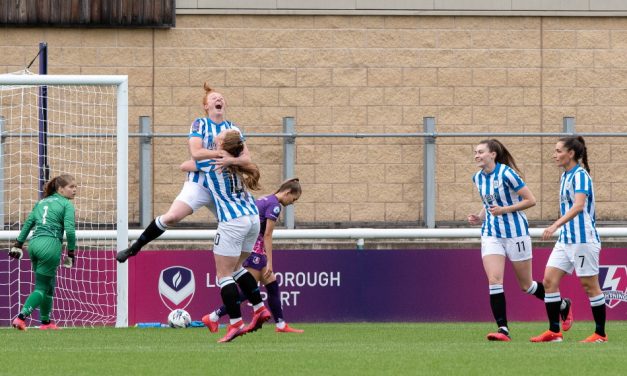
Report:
4,115,627,229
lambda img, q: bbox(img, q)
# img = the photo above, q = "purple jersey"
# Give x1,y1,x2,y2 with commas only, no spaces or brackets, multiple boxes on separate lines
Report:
252,194,281,254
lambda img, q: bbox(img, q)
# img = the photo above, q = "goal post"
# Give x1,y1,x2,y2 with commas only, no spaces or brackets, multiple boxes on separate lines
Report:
0,73,128,327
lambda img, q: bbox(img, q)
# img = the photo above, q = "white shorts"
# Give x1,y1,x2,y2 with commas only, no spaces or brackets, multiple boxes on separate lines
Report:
547,242,601,277
481,235,532,262
213,215,261,257
174,181,217,216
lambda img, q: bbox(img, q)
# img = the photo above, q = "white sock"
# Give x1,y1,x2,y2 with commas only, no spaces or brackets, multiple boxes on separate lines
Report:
230,317,242,325
276,321,286,329
253,303,264,311
526,281,538,295
210,312,219,322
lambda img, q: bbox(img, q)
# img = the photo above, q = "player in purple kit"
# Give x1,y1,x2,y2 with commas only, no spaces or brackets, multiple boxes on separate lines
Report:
202,178,303,333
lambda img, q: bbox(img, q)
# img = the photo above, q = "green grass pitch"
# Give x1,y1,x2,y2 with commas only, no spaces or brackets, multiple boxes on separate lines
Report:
1,322,624,375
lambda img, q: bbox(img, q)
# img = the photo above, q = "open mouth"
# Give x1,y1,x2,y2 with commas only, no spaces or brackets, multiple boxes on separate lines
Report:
215,104,223,110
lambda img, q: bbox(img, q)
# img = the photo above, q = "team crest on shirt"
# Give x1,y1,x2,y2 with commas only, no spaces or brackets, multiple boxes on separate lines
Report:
158,266,196,310
599,265,627,308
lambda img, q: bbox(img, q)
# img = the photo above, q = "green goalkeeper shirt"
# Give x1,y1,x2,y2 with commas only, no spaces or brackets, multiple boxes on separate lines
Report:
17,192,76,251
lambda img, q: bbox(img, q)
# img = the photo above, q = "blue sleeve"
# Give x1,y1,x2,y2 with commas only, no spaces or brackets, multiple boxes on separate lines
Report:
195,159,216,173
504,168,525,192
574,171,591,195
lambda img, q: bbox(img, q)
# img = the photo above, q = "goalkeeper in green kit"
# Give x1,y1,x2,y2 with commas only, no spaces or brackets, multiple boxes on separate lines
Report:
9,174,77,330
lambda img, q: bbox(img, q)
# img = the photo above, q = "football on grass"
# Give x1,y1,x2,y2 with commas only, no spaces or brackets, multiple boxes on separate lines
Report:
167,309,192,328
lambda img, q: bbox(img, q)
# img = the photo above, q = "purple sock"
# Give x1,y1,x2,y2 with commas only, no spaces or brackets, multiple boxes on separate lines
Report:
265,281,284,323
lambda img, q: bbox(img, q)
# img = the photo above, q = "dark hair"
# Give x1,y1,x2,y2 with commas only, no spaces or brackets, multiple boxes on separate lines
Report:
221,130,261,191
478,139,522,176
275,178,301,196
559,136,590,172
43,174,75,198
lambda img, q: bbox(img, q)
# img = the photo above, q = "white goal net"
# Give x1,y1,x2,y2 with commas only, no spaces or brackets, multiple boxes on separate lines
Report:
0,73,128,327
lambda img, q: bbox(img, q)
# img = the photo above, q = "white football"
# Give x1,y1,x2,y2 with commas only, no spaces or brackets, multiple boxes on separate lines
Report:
167,309,192,328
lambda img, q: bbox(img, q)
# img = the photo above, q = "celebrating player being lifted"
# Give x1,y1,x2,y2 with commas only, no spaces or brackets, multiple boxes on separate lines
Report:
9,175,78,330
116,83,253,263
468,139,572,342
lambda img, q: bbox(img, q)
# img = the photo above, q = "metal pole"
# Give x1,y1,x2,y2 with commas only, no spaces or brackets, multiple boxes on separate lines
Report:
563,117,575,133
37,42,49,197
116,78,129,328
423,117,436,228
282,117,296,229
139,116,152,227
0,116,5,229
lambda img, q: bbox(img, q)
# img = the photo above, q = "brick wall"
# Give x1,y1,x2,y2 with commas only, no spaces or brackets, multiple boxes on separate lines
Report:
2,15,627,227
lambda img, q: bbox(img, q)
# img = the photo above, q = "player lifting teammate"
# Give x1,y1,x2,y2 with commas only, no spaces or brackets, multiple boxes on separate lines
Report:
194,129,271,343
201,178,304,334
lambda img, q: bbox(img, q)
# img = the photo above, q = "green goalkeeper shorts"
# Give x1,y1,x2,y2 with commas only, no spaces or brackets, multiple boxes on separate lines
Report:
28,237,62,277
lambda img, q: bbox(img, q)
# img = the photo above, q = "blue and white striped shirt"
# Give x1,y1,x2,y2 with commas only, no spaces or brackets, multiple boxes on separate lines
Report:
186,118,240,190
472,163,529,238
196,158,258,223
558,164,599,244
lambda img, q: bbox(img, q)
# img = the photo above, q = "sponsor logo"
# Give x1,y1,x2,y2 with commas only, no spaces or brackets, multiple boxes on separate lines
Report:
158,266,195,310
493,179,500,188
483,194,496,206
252,255,261,265
599,265,627,308
273,206,281,215
191,119,201,133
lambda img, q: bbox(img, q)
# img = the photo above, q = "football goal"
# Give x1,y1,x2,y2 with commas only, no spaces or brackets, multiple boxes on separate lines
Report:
0,73,128,328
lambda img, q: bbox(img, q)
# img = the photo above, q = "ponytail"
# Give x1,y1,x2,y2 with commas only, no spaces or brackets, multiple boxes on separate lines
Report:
478,139,523,177
202,82,213,107
275,178,301,196
559,136,590,172
43,174,75,198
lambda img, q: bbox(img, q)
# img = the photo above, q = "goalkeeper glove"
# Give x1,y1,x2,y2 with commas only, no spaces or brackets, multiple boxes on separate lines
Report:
62,250,75,268
8,241,23,260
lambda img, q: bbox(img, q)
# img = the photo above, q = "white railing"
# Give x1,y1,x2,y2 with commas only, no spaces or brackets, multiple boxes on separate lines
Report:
2,227,627,242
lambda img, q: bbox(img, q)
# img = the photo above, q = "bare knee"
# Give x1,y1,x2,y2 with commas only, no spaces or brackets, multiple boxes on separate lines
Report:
519,282,532,292
161,206,192,225
579,278,602,297
542,277,558,292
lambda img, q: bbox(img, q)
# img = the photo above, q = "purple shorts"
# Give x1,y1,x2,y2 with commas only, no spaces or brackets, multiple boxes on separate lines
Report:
242,253,267,271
